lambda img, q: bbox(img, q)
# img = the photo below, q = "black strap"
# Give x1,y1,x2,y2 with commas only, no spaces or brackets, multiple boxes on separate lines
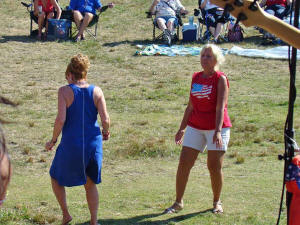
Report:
161,0,178,13
276,0,299,224
100,5,109,13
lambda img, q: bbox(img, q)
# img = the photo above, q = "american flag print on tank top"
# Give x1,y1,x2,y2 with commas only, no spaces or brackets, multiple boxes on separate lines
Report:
191,83,212,99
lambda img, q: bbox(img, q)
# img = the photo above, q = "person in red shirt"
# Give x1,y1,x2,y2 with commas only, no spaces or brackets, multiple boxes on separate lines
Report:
164,44,231,214
33,0,62,40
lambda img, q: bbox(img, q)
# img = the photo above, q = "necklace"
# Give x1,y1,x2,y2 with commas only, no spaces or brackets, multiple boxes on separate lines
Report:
74,80,87,85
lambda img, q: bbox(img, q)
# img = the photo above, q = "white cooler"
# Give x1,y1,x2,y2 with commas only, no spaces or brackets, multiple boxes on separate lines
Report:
182,16,198,42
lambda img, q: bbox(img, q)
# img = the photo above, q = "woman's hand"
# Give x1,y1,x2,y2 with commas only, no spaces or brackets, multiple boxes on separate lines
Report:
175,129,185,145
45,139,57,151
213,131,223,149
108,2,115,8
102,130,110,141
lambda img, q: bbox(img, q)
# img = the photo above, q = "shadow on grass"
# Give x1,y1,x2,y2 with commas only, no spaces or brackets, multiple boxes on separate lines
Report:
242,35,264,46
0,35,74,43
75,209,212,225
242,35,288,47
102,39,156,47
0,35,38,43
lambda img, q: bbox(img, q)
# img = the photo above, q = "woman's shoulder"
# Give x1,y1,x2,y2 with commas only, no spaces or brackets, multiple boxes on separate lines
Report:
59,84,72,91
92,85,104,97
215,71,229,87
192,71,202,78
191,71,203,83
215,71,227,78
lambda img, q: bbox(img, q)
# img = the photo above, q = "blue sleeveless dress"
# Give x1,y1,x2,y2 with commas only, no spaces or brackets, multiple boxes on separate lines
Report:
50,84,103,187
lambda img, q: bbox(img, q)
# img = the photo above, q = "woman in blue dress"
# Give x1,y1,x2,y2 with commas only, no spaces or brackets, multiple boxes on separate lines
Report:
45,53,110,225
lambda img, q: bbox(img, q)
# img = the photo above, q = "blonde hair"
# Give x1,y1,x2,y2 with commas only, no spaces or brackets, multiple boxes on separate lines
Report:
200,44,225,70
65,54,90,80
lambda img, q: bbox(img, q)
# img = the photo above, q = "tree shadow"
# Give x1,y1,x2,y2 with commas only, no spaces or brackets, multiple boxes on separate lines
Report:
75,209,212,225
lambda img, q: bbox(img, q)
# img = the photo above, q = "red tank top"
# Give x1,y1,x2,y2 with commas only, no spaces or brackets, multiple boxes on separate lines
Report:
187,71,232,130
266,0,287,7
38,0,54,13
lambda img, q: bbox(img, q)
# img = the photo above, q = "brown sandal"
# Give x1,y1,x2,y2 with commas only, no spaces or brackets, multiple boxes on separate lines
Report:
163,201,183,214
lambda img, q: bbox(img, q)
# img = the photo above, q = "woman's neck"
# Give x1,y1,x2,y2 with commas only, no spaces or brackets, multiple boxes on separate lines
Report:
73,79,87,86
202,69,216,78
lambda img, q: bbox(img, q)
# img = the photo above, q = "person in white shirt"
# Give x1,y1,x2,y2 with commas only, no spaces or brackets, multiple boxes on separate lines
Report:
149,0,188,45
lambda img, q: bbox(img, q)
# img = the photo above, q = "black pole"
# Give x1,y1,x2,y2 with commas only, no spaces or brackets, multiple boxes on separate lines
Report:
285,1,299,224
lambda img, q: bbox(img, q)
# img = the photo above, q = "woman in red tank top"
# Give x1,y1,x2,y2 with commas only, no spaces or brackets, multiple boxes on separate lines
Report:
164,44,231,214
33,0,62,40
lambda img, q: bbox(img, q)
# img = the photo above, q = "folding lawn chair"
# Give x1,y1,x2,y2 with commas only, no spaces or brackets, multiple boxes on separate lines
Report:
21,0,62,37
194,0,234,43
194,8,207,42
70,5,110,40
146,11,184,43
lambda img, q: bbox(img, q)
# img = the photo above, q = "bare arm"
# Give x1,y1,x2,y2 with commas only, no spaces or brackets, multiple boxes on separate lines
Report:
175,99,193,145
200,0,208,9
97,2,114,13
149,0,159,15
45,87,67,150
213,75,228,148
180,8,189,15
51,0,62,19
33,0,38,16
94,86,110,140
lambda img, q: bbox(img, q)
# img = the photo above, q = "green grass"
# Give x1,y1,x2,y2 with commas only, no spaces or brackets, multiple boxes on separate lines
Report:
0,0,299,224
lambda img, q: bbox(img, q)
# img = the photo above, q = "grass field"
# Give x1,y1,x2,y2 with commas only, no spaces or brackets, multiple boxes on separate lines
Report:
1,0,300,224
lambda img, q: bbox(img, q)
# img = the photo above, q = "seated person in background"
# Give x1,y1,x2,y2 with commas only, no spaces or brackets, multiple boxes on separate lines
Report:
149,0,188,45
200,0,230,43
260,0,292,20
34,0,62,40
259,0,291,38
69,0,114,42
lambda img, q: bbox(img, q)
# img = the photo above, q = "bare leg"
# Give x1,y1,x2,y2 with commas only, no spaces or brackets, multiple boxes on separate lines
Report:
38,12,46,39
166,20,174,34
84,177,99,225
51,178,72,225
156,18,167,31
73,10,84,30
76,13,93,40
207,151,225,203
214,23,223,40
44,12,54,39
209,27,215,38
175,146,200,204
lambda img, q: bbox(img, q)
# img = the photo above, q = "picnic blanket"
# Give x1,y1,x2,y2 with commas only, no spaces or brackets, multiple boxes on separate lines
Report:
135,44,203,56
229,46,300,60
135,44,299,60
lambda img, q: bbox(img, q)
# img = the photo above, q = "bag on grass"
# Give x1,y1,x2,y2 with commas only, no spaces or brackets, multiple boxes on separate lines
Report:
227,22,244,42
47,19,72,40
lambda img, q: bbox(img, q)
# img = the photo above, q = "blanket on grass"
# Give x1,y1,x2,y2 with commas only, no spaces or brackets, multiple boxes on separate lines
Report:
135,44,203,56
135,44,299,60
229,46,300,60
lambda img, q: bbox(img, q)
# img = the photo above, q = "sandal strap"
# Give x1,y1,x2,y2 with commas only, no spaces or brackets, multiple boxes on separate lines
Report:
164,201,183,214
213,200,223,213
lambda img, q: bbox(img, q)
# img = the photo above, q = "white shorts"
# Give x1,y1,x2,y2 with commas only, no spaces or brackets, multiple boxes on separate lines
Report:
182,126,230,152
